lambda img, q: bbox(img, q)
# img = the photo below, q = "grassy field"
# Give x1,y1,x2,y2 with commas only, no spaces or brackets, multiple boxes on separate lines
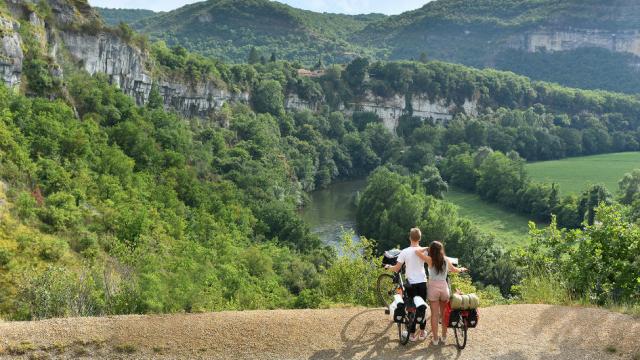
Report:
526,152,640,195
446,188,537,249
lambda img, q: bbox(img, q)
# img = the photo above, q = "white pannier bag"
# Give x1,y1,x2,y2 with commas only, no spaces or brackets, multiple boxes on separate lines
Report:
389,294,405,322
413,296,428,325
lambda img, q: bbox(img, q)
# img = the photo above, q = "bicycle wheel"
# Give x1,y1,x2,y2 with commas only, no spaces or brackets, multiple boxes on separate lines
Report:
376,273,396,307
453,314,467,350
398,312,414,346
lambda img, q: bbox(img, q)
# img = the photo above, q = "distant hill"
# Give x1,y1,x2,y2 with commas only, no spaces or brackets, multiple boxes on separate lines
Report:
103,0,640,94
353,0,640,93
129,0,386,64
95,7,157,26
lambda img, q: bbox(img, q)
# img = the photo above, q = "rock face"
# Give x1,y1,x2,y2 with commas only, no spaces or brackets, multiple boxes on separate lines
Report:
61,31,153,105
352,92,478,133
518,28,640,56
0,17,23,88
285,94,319,112
0,0,470,132
0,0,247,118
60,31,249,117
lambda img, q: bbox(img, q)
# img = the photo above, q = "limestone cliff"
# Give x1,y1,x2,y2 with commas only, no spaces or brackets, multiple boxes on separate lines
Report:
59,30,249,117
0,0,247,118
0,0,471,132
516,28,640,57
0,16,22,88
351,92,478,133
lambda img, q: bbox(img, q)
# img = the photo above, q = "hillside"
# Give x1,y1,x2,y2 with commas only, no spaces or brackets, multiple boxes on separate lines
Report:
355,0,640,93
95,7,157,25
107,0,640,94
0,305,638,359
130,0,385,64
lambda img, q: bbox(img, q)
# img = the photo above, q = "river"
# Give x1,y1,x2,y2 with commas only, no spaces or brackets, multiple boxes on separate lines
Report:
300,179,366,248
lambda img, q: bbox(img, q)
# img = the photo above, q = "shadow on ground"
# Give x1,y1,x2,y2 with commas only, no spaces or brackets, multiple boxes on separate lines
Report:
309,308,465,360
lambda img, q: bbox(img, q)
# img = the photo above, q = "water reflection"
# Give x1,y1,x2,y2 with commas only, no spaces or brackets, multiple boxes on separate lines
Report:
301,179,366,248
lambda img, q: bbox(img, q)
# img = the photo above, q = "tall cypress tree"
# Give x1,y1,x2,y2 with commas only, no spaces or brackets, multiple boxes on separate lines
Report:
248,47,260,64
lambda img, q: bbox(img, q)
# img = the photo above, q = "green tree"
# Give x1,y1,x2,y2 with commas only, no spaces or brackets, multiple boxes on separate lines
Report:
252,80,284,116
147,84,163,109
419,166,448,199
356,167,425,252
344,57,369,95
247,47,260,64
419,52,428,63
578,184,612,225
617,169,640,205
476,151,527,208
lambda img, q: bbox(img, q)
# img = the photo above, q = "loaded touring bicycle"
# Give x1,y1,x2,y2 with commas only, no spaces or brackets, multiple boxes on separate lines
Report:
377,249,479,349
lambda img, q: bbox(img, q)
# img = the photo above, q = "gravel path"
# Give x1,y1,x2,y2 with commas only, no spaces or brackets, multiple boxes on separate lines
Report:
0,304,638,359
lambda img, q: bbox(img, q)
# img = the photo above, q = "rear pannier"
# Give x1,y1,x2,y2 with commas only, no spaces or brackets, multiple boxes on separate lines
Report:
389,294,405,323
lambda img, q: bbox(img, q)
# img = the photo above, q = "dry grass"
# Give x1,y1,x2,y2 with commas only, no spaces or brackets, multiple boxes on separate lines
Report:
114,343,136,354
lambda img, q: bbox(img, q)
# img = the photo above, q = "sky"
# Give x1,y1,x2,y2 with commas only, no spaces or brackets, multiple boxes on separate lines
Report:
88,0,429,15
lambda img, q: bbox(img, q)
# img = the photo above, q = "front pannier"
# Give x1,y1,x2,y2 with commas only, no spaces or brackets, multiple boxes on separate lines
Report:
382,249,401,267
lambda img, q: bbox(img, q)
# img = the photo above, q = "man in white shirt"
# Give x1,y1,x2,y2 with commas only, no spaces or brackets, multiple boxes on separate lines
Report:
385,227,428,342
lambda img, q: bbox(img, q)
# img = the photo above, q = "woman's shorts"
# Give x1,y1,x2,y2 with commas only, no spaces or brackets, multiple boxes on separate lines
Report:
427,280,450,302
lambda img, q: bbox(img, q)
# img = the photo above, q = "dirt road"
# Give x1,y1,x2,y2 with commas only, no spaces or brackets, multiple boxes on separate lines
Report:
0,304,638,359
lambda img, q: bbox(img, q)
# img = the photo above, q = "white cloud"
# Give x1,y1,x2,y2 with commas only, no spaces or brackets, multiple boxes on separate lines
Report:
88,0,429,14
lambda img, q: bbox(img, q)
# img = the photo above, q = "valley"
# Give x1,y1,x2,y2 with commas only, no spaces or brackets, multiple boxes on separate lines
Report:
97,0,640,94
0,1,638,355
527,152,640,195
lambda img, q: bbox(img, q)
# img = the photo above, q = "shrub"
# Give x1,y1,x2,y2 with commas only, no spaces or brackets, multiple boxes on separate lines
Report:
293,288,324,309
0,247,11,267
39,192,80,232
38,238,67,262
15,191,38,221
320,232,380,306
18,266,75,319
512,274,571,305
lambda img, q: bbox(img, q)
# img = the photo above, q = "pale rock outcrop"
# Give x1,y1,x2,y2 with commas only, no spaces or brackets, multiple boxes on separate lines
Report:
0,17,23,88
59,31,249,117
515,28,640,57
285,94,318,112
351,92,479,133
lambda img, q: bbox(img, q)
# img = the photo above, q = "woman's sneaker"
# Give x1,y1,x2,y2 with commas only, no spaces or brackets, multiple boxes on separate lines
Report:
431,337,439,346
418,331,427,341
440,335,447,344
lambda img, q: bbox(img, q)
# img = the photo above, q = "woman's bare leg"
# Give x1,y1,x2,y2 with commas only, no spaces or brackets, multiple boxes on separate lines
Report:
440,300,448,338
429,301,440,340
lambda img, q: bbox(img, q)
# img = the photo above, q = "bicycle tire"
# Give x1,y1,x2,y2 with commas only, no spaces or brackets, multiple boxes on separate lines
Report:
376,273,396,307
398,312,415,345
454,314,468,350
